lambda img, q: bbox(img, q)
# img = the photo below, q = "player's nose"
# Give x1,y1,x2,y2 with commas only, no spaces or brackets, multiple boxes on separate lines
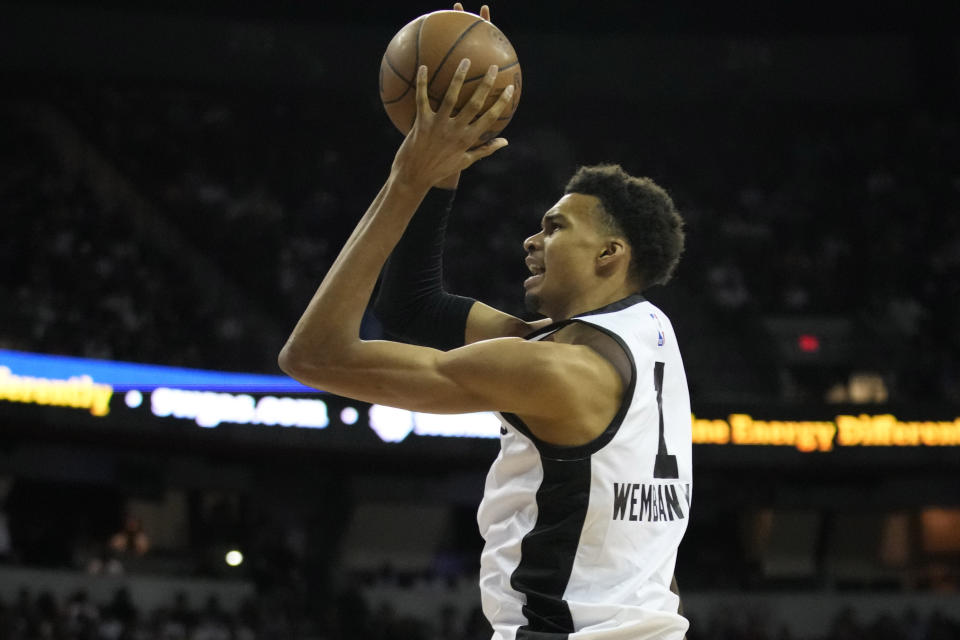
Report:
523,230,542,254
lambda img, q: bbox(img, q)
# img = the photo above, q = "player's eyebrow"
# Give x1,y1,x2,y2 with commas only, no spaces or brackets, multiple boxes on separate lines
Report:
541,211,569,227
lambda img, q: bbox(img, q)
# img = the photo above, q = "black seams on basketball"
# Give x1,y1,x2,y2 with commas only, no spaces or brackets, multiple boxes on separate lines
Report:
379,10,522,140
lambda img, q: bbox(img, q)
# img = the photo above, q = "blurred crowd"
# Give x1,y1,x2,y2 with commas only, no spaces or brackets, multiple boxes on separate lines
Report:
3,588,265,640
0,107,276,372
2,82,957,402
3,583,959,640
686,605,960,640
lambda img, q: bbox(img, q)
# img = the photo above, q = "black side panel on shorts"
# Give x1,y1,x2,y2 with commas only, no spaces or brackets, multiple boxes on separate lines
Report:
512,456,592,640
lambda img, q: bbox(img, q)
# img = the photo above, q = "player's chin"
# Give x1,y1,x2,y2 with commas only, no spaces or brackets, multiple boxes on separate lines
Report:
523,291,542,315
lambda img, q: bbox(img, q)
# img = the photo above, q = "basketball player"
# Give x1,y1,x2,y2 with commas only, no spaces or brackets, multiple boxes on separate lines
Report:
279,43,692,640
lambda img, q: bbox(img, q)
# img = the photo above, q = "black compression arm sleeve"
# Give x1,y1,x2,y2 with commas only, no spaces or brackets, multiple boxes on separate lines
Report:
373,187,476,351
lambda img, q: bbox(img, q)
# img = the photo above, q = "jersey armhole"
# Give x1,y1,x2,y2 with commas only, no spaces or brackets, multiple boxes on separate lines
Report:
501,319,637,461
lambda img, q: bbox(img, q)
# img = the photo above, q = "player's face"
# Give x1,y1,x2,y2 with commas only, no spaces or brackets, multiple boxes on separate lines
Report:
523,193,610,318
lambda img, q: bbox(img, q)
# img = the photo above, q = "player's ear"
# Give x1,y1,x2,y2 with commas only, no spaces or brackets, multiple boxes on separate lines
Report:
596,238,629,272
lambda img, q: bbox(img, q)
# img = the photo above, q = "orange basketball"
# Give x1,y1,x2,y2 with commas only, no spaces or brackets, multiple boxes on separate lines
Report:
379,10,522,142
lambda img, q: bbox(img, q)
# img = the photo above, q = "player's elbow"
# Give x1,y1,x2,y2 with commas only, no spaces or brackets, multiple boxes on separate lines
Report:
278,341,323,382
277,343,304,379
278,337,355,391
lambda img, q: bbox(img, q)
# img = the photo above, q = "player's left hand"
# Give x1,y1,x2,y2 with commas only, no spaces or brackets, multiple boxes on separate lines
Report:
391,57,514,192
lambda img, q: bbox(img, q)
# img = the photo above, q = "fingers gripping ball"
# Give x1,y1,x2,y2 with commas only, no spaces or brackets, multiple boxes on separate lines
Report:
379,10,522,142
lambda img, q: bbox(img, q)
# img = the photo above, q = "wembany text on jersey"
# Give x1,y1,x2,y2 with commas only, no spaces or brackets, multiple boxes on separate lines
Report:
612,481,691,523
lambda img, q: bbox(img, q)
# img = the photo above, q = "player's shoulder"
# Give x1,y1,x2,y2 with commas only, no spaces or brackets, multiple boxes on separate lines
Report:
575,297,680,356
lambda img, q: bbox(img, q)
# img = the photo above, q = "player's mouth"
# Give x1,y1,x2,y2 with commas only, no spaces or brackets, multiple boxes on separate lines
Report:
524,259,545,288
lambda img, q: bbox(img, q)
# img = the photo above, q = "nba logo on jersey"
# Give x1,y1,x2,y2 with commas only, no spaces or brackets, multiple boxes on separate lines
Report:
650,313,665,347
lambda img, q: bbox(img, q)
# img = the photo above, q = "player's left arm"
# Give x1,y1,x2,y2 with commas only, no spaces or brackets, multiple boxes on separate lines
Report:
281,330,617,429
280,62,518,400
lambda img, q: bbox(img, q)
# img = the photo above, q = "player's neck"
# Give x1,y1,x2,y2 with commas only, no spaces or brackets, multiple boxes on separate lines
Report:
548,281,639,321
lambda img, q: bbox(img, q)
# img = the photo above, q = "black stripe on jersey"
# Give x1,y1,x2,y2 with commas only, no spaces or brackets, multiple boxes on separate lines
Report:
501,320,637,461
512,456,592,639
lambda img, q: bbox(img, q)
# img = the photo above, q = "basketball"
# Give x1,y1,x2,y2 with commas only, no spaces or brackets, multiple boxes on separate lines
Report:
379,10,522,141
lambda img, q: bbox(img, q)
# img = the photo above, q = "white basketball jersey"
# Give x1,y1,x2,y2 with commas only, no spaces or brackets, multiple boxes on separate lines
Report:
477,294,693,640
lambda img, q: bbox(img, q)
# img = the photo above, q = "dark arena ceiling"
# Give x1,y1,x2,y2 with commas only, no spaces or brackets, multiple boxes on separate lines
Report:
2,0,956,36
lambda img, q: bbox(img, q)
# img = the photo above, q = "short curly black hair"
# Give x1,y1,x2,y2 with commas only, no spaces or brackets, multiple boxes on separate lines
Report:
565,164,685,288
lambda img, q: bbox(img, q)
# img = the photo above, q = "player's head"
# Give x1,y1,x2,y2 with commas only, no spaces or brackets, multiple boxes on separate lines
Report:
564,164,685,289
522,164,684,319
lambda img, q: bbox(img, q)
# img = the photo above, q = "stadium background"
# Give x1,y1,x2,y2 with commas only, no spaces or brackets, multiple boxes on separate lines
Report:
0,0,958,638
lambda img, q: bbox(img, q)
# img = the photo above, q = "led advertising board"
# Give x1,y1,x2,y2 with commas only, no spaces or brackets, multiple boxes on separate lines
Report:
2,350,959,462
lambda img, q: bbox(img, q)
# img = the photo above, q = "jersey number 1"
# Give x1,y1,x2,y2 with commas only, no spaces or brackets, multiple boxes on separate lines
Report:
653,361,679,479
